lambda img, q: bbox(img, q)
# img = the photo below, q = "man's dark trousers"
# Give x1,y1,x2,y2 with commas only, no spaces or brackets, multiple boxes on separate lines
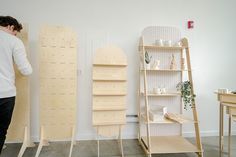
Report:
0,97,15,154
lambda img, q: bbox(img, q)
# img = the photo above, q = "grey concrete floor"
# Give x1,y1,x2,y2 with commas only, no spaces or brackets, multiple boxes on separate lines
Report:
1,136,236,157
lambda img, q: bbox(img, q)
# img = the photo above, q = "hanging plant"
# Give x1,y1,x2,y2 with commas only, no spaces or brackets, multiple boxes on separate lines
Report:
145,51,152,64
176,81,196,110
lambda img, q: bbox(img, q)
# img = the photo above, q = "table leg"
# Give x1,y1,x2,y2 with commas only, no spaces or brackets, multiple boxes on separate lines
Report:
219,103,224,154
228,114,231,157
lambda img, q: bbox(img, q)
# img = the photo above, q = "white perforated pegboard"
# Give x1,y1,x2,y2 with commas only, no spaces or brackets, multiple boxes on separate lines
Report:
39,25,77,140
140,26,182,136
92,45,127,137
142,26,181,45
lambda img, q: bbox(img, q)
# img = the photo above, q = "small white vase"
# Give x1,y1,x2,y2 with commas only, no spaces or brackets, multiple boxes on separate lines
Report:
146,63,151,70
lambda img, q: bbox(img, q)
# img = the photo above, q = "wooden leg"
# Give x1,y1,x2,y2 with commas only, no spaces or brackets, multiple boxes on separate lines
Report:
220,103,224,153
197,152,203,157
97,127,100,157
18,142,27,157
18,127,28,157
118,126,124,157
35,139,43,157
35,126,47,157
18,126,35,157
228,115,232,157
26,125,36,148
69,126,76,157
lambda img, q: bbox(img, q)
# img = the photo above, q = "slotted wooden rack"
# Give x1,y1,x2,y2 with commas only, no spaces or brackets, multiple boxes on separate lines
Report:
92,45,127,157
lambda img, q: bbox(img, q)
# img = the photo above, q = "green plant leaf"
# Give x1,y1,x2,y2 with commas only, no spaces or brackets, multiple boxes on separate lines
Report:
176,81,195,110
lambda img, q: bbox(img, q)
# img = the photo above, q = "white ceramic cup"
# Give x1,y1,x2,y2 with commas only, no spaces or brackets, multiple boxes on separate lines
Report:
157,88,162,94
146,63,151,70
153,88,157,94
165,40,172,47
161,88,166,94
156,39,163,46
175,41,182,47
218,88,229,94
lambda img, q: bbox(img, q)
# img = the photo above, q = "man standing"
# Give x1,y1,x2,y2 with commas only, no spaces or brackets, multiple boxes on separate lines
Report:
0,16,32,153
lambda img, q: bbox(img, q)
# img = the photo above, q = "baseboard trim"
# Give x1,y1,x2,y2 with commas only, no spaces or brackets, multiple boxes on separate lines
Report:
183,130,236,137
29,130,236,142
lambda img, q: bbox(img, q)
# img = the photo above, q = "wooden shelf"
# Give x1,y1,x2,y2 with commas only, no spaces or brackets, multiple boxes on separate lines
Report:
141,92,181,97
93,79,126,82
140,114,194,124
93,63,127,67
141,69,189,72
141,114,174,124
93,106,126,111
93,93,126,96
141,136,201,154
141,45,184,51
93,122,126,126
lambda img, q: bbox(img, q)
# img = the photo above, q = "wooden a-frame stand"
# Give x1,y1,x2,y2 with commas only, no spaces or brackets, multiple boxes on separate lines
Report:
138,26,203,157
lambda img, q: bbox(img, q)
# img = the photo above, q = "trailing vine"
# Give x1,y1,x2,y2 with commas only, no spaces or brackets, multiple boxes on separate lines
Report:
176,81,196,110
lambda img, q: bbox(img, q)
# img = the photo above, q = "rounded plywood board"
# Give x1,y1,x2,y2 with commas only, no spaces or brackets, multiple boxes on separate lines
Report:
93,45,127,137
93,45,127,66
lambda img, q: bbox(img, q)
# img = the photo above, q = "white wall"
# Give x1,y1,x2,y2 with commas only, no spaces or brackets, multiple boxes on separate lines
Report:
1,0,236,141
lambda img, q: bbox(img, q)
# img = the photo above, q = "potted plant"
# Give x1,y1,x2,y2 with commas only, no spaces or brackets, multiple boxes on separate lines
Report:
145,51,152,69
176,81,196,110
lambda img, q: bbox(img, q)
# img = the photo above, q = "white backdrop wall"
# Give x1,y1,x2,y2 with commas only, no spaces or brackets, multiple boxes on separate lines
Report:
1,0,236,141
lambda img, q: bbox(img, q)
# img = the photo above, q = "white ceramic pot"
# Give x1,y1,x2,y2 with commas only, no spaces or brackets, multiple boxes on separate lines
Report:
146,63,151,70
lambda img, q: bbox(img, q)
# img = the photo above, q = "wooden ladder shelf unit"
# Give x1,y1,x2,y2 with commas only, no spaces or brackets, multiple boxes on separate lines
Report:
138,27,203,157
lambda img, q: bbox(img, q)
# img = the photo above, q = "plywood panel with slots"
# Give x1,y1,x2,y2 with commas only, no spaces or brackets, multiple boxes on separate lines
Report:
92,45,127,137
6,25,30,142
39,25,77,140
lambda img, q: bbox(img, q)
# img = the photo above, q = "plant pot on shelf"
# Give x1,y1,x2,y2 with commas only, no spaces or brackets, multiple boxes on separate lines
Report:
145,51,152,70
176,81,196,110
146,63,151,70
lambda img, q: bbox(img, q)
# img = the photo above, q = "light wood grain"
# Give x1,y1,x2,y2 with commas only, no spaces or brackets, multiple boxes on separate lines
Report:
141,136,200,154
36,25,77,157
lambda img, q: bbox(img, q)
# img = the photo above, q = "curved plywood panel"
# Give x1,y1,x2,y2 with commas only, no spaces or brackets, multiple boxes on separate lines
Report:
93,46,127,66
92,45,127,137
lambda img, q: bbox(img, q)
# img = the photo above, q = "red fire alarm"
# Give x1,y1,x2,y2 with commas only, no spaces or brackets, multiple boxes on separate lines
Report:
188,21,194,29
